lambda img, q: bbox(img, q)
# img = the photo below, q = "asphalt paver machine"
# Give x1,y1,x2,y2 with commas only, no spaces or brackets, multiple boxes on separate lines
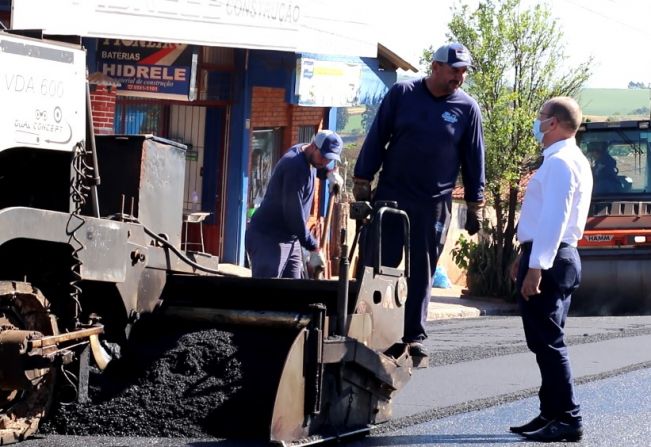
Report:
0,31,413,444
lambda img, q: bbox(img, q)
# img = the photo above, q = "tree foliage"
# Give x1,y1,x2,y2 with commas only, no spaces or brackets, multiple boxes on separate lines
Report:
336,107,349,132
427,0,592,297
628,81,649,89
361,103,380,134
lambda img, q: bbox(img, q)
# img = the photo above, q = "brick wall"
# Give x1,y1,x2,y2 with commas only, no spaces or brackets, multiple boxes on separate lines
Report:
288,106,325,144
89,86,117,135
250,87,325,149
250,87,289,128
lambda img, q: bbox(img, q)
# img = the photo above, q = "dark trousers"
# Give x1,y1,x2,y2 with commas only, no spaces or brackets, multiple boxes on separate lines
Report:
245,228,303,278
517,244,582,422
360,196,451,343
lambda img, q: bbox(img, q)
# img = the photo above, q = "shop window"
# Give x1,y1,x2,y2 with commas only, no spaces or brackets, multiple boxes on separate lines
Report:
247,128,282,219
199,71,233,102
298,125,316,143
114,102,167,135
198,47,234,102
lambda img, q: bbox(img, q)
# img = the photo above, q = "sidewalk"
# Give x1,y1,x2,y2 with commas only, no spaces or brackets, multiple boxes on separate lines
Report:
218,265,517,320
428,284,518,320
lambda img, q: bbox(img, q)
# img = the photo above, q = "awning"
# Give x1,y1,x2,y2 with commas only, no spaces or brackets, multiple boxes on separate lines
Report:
11,0,378,58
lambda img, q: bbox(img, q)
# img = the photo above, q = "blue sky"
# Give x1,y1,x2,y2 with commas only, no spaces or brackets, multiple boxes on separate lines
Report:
374,0,651,89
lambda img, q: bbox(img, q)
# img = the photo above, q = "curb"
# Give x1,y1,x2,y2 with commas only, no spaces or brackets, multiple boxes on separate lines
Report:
427,301,482,320
427,287,519,321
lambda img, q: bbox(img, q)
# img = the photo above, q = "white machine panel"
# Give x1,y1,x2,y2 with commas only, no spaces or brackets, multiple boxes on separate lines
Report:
0,32,86,152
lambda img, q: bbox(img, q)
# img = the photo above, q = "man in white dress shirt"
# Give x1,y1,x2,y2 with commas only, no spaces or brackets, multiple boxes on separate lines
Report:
509,96,593,442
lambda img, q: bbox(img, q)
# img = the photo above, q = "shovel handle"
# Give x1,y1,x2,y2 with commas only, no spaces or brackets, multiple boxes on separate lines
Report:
319,187,338,251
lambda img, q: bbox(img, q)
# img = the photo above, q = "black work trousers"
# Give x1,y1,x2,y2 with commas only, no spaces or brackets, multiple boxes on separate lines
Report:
516,243,582,423
359,195,451,343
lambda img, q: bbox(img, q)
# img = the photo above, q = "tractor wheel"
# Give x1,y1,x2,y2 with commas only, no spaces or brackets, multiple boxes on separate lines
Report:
0,281,58,445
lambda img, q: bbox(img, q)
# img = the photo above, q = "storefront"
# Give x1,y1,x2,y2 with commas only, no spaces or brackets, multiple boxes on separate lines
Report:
9,0,413,266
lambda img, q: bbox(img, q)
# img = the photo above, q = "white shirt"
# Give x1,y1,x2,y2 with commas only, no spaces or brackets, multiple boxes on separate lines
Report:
517,138,593,269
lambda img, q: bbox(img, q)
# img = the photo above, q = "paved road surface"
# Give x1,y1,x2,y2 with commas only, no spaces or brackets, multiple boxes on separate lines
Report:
18,315,651,447
352,367,651,446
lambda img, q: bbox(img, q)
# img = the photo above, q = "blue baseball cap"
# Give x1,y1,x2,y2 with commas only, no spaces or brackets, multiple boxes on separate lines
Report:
312,130,343,162
432,43,474,68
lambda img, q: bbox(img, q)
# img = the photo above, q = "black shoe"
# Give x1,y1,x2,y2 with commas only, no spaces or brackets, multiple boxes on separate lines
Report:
509,415,550,434
408,342,428,358
523,419,583,442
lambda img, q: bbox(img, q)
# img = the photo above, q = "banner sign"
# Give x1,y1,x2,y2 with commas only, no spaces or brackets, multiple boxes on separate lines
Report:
296,58,362,107
295,55,395,107
97,40,197,100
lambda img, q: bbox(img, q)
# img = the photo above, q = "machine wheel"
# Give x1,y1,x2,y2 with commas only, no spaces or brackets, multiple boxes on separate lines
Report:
0,281,58,445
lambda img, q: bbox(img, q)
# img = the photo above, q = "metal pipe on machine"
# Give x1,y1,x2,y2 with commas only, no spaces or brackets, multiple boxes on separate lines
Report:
163,307,313,329
337,228,349,336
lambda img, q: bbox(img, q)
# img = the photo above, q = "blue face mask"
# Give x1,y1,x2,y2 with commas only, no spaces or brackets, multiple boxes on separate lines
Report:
532,118,550,144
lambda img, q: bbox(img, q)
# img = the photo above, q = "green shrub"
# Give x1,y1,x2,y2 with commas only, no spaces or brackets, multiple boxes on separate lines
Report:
451,225,518,300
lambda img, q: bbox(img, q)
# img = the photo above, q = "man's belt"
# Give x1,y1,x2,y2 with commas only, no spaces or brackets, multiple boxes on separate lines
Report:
520,241,571,252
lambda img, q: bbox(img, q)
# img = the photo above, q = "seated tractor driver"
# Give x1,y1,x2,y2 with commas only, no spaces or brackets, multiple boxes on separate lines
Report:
587,142,621,194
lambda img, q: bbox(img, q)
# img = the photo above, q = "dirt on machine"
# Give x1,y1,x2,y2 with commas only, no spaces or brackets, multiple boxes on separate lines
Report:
0,31,415,445
575,119,651,315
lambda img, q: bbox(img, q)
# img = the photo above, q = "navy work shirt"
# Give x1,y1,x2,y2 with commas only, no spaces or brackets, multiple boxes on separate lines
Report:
248,145,319,251
355,78,485,203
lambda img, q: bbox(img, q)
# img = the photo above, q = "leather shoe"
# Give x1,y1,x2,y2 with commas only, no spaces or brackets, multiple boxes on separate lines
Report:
523,419,583,442
509,415,550,434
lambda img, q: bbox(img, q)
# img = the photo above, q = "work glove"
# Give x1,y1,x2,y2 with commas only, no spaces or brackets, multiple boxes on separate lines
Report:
327,171,344,194
308,250,326,269
465,201,484,236
352,178,372,201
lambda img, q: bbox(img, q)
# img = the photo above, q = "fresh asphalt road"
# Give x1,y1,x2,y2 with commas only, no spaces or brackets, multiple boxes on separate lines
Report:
350,367,651,446
18,315,651,447
21,368,651,447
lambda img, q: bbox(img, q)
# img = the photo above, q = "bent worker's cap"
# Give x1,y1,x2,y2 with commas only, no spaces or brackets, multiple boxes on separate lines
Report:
432,43,473,68
312,130,343,162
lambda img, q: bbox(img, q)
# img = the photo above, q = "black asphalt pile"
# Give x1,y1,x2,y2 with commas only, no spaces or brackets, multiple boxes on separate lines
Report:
41,316,295,439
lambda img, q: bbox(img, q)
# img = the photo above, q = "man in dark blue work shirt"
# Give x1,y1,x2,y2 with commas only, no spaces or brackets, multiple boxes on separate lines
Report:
246,130,343,278
353,43,485,360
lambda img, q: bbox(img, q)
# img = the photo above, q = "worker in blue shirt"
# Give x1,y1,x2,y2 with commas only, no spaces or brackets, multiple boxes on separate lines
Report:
353,43,486,360
246,130,343,279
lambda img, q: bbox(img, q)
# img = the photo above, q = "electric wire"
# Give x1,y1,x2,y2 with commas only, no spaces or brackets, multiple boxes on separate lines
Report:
58,365,79,406
67,140,93,326
564,0,651,38
110,218,240,277
142,225,240,277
